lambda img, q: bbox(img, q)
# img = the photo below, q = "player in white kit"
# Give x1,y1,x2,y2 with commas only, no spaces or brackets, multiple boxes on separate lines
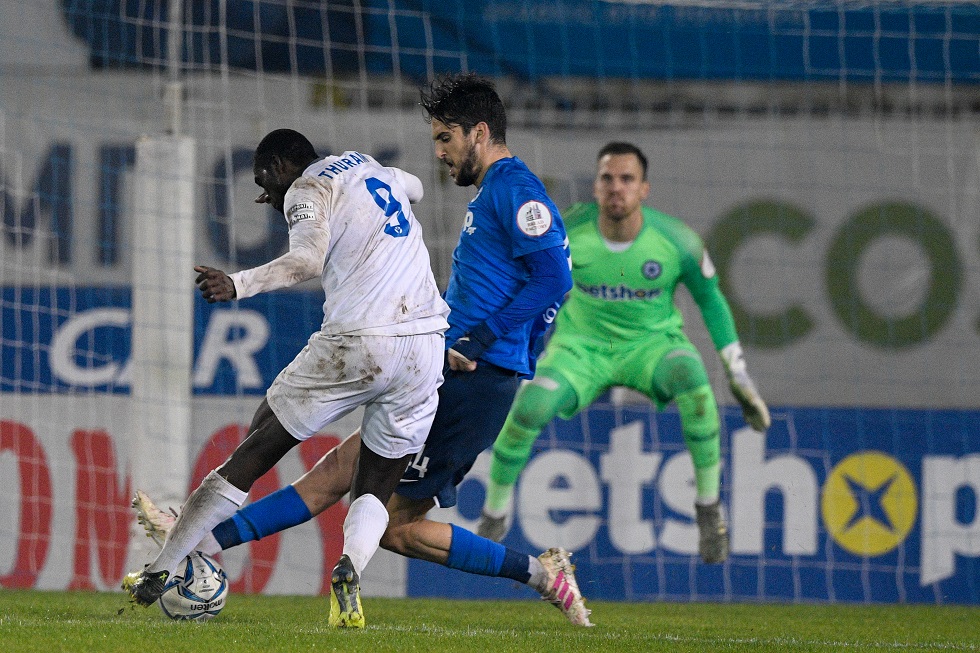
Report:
123,129,449,628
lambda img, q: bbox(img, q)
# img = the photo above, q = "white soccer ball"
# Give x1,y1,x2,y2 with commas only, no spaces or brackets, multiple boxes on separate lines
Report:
158,551,229,621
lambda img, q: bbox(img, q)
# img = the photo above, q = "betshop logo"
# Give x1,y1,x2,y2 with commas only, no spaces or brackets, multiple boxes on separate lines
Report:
465,425,980,587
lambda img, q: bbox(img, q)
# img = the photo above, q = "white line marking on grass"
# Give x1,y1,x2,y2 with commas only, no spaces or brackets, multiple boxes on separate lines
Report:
367,624,979,650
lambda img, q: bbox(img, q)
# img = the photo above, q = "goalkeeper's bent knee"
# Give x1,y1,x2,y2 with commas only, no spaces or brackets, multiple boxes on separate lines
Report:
510,373,576,430
488,374,576,487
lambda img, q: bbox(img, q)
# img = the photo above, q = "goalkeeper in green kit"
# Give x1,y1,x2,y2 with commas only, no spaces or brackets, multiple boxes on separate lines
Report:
477,142,770,563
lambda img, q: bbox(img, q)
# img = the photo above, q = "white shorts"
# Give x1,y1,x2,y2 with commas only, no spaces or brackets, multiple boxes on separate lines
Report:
267,331,444,459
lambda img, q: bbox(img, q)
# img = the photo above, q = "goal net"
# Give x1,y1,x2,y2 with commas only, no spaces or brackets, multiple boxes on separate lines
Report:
1,0,978,604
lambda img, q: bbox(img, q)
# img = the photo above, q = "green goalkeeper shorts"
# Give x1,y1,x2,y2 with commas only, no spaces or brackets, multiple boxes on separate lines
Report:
534,327,707,418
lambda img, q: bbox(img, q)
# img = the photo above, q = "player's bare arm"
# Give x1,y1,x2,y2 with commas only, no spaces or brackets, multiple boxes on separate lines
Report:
194,265,236,303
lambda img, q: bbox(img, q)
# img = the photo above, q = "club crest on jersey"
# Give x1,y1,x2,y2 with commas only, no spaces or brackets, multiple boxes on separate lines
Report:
642,260,662,279
287,201,316,226
516,201,552,237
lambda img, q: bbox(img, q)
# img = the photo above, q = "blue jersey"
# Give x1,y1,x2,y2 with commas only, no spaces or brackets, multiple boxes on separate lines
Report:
443,157,568,375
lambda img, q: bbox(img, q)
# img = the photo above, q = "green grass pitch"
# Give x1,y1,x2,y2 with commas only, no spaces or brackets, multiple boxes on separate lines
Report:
1,590,978,653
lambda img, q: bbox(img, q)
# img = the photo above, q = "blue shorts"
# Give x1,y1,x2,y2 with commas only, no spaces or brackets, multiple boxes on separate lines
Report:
395,355,520,508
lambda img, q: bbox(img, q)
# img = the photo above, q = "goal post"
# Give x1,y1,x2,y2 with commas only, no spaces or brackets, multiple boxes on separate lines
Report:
129,134,196,529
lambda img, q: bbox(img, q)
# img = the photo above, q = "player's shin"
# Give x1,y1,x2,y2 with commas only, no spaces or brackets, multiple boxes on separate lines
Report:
211,484,314,550
484,416,538,516
147,470,248,575
480,418,537,540
444,524,578,612
675,386,721,503
488,416,540,487
341,493,390,576
484,377,573,515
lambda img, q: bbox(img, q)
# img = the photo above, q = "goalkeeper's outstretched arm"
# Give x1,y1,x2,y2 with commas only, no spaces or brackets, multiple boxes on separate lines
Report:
679,232,771,432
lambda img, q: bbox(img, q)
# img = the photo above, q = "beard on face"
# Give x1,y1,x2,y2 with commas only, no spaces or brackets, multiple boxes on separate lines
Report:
451,143,480,187
599,196,631,222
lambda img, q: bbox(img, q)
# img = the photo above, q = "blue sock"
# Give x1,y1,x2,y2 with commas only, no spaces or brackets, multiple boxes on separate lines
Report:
211,484,313,550
445,524,531,583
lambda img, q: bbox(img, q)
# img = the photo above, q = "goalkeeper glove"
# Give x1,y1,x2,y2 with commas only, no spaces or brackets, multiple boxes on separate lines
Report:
448,321,498,367
720,341,771,432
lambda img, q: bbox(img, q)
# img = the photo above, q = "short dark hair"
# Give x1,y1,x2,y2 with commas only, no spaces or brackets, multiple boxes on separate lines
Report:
254,129,318,169
420,72,507,144
597,142,648,180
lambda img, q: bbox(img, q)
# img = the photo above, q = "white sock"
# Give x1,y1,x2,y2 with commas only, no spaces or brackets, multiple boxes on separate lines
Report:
695,462,721,506
149,471,247,575
528,555,547,593
341,494,389,577
194,531,223,557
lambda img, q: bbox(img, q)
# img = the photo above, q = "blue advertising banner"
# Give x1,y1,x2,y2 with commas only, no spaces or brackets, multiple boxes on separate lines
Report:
408,405,980,604
0,286,319,395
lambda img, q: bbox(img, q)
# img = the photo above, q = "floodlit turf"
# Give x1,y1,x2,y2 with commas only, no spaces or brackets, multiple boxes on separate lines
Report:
1,590,978,653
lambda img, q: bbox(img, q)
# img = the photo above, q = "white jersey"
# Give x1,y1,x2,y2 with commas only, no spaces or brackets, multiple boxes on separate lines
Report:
230,152,449,336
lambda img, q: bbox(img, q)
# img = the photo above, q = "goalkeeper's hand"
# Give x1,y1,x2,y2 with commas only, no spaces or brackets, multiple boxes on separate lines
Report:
720,341,771,432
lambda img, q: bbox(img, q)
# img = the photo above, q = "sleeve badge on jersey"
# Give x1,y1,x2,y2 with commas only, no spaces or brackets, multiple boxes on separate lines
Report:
516,200,553,237
287,201,316,227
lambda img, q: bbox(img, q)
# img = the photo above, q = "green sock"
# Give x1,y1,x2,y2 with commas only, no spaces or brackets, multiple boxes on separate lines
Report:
675,386,722,503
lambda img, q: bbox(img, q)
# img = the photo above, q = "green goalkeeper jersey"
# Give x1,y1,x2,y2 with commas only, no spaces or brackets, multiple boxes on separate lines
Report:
558,202,739,350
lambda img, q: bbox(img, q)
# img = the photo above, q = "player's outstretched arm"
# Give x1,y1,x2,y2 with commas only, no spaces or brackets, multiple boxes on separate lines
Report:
224,216,329,300
665,217,770,432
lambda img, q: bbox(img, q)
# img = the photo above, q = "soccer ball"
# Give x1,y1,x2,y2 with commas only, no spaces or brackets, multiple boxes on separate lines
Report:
158,551,229,621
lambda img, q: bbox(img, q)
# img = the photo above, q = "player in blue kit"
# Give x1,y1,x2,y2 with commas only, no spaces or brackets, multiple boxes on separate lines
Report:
134,73,592,627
